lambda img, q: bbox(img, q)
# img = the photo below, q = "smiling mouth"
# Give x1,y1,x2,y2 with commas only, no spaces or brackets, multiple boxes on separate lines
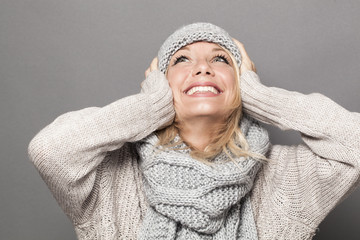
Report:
185,86,221,95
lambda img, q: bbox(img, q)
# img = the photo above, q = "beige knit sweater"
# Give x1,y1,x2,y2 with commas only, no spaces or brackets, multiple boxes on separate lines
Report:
28,70,360,239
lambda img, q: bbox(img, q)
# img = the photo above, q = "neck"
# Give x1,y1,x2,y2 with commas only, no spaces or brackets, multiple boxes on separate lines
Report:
178,116,224,151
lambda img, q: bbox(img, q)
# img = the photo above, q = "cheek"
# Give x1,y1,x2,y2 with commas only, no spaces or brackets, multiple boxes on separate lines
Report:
167,79,181,98
166,68,178,87
220,71,238,102
166,77,182,107
166,73,187,117
167,69,187,96
218,69,236,89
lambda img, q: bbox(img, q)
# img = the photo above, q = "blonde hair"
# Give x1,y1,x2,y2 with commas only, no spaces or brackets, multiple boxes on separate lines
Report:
156,45,259,162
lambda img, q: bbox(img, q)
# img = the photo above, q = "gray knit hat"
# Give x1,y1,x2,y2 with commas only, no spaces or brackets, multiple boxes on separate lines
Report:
158,22,242,73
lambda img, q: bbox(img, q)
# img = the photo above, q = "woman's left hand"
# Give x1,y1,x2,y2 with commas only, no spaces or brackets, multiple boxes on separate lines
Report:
232,38,257,75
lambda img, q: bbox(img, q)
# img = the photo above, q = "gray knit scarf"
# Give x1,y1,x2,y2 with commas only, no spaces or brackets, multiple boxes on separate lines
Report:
136,116,269,240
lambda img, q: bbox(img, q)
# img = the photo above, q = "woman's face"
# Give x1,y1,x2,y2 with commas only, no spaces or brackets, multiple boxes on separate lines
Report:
166,41,237,123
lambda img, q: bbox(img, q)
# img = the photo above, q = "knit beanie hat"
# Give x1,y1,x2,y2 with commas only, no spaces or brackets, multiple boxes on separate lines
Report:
157,22,242,73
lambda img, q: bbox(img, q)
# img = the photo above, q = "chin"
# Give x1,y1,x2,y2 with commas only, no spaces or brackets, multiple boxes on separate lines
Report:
178,103,228,120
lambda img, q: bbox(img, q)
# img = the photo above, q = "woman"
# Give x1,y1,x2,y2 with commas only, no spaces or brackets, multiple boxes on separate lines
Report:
28,23,360,239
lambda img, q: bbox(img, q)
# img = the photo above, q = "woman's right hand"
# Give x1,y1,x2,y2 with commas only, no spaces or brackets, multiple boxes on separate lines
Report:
145,57,159,78
141,57,175,129
141,57,169,94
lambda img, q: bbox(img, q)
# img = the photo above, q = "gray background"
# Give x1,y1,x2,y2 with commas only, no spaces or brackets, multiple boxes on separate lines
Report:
1,0,359,239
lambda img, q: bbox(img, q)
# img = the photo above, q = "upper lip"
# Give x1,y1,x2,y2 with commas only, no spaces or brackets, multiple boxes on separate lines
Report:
183,81,222,94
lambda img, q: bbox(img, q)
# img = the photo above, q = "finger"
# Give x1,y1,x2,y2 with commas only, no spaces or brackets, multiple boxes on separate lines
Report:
232,38,243,48
232,38,250,60
150,57,158,72
252,62,257,73
145,68,150,78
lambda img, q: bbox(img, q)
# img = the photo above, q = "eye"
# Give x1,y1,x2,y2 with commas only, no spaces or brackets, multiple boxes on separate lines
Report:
213,54,230,65
172,55,189,65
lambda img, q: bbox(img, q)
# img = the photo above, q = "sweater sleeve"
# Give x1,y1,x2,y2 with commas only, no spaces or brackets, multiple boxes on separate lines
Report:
28,70,175,224
240,71,360,231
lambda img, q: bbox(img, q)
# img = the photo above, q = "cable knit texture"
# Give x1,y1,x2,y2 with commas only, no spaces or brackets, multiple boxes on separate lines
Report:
28,70,360,239
136,116,269,239
157,22,242,73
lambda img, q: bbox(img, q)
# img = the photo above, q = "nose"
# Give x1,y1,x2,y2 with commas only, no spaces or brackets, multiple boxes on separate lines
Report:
192,60,215,77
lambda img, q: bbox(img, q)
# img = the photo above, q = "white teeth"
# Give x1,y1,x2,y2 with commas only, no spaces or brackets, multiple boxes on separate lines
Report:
186,86,219,95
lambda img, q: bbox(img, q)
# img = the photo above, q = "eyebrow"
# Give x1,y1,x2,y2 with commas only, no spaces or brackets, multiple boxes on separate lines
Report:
178,46,226,52
180,46,190,51
212,47,226,52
